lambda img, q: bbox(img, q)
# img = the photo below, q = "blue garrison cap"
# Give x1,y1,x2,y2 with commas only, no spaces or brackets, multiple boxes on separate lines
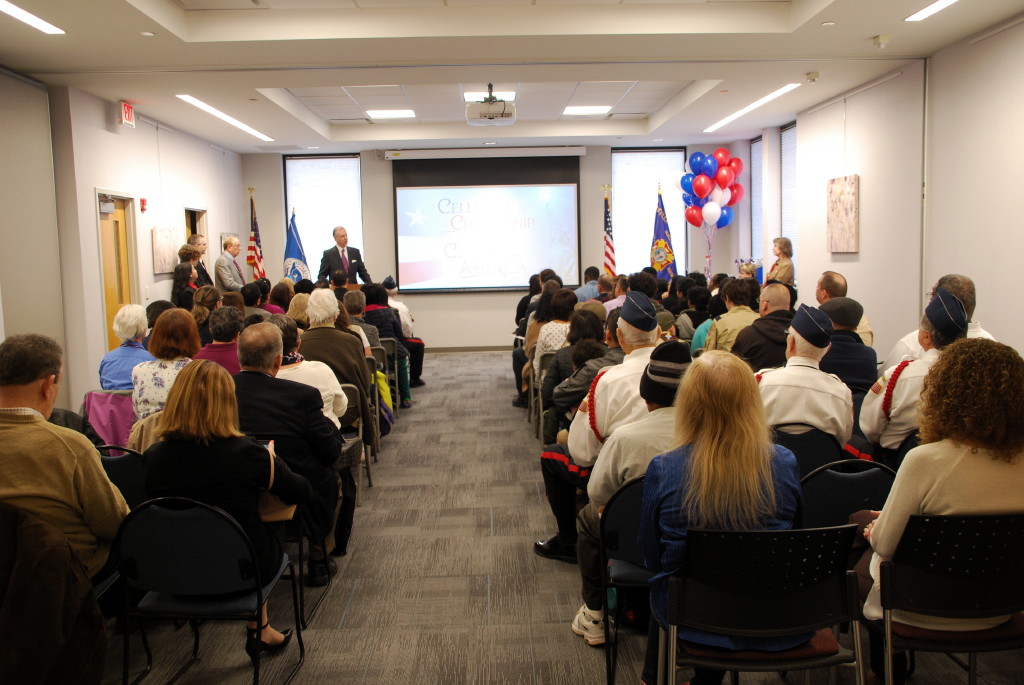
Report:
926,286,968,339
620,291,658,332
791,304,833,348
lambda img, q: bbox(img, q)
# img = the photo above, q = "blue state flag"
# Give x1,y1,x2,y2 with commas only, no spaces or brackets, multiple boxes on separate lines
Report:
650,190,676,279
284,210,311,282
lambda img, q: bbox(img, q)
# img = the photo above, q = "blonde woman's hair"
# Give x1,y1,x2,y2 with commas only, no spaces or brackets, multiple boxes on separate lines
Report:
287,292,310,327
675,351,776,530
157,360,244,443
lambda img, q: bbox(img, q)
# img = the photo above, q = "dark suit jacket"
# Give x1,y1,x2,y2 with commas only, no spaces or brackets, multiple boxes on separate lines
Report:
233,370,340,540
195,260,213,288
820,330,878,393
318,245,372,284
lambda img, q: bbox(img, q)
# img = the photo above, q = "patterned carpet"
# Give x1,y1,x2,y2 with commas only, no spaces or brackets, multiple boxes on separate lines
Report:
102,351,1024,684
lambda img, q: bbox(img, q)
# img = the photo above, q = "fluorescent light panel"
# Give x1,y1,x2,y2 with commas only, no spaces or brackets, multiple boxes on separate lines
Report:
0,0,64,34
175,95,273,142
905,0,961,21
703,83,801,133
366,109,416,119
464,91,516,102
563,106,612,116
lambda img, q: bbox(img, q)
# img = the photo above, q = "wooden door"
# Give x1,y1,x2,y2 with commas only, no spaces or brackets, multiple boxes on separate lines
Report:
99,198,131,350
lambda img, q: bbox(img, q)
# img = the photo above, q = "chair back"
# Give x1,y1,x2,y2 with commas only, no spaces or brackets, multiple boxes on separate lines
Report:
115,497,263,597
773,423,845,477
669,525,857,636
891,429,920,470
380,338,398,364
600,477,646,565
881,514,1024,619
82,391,136,448
800,460,896,529
97,446,147,509
369,345,387,371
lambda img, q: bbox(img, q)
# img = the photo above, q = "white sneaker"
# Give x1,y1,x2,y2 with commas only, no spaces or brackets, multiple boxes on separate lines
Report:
570,604,605,646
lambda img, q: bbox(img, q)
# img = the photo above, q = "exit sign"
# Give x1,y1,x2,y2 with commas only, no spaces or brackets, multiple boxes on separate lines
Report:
119,101,135,128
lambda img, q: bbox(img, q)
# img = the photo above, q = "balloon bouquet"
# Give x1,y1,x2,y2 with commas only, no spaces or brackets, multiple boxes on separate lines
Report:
681,147,745,280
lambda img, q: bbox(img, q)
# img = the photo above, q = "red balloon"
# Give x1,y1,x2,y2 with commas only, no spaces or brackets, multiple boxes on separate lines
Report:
728,157,744,176
685,206,704,227
727,183,745,206
715,166,735,189
692,174,713,199
713,147,731,167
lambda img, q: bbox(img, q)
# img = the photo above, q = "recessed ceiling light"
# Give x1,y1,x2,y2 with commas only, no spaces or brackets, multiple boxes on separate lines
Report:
906,0,960,21
140,31,155,37
176,94,274,142
366,109,415,119
652,139,664,142
563,106,612,116
464,92,516,102
703,83,801,133
821,21,836,27
483,141,497,145
306,146,319,149
0,0,64,34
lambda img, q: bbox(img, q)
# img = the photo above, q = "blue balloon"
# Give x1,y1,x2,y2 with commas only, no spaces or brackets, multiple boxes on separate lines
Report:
682,193,695,207
716,205,734,229
688,152,706,174
696,196,707,208
701,155,719,178
681,173,695,196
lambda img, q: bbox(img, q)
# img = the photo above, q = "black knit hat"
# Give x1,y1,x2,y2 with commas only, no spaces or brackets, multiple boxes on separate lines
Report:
639,340,692,406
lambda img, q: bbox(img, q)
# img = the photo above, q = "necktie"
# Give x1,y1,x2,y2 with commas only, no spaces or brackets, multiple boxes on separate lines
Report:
341,249,349,274
234,259,245,284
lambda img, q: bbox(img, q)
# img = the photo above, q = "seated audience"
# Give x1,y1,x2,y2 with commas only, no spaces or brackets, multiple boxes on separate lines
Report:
343,289,380,347
99,304,155,390
639,351,803,685
143,299,175,349
662,275,694,317
534,289,578,380
708,272,729,296
815,270,874,347
515,274,542,324
588,274,615,304
691,287,727,352
194,306,245,375
293,278,315,295
738,262,758,279
574,266,601,303
535,293,658,563
764,236,794,285
131,308,201,419
329,269,348,303
603,275,629,315
675,285,711,343
541,310,605,411
233,323,341,586
170,261,198,310
730,282,793,371
255,278,285,315
818,296,877,391
222,290,246,317
0,334,129,582
881,273,992,371
704,279,758,352
861,287,968,453
514,280,561,407
628,271,664,312
268,282,293,313
551,310,625,415
383,276,426,387
859,338,1024,683
571,340,690,646
757,304,854,445
362,284,413,408
143,359,311,654
241,283,270,321
286,292,311,329
191,284,222,346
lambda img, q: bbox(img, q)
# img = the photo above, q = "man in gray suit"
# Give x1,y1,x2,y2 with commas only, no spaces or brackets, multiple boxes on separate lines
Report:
216,236,246,293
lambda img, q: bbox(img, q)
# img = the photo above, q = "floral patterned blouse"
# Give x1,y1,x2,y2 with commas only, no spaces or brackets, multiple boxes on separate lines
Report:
131,357,191,419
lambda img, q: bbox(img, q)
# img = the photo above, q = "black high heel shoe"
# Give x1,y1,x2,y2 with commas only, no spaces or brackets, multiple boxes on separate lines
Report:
245,624,293,663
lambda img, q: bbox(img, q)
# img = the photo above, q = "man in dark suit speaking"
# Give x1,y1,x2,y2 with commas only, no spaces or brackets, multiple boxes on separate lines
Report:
317,226,372,284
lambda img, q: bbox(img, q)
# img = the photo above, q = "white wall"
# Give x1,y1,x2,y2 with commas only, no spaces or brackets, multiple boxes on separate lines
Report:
925,19,1024,350
794,62,926,357
49,86,244,407
0,72,68,398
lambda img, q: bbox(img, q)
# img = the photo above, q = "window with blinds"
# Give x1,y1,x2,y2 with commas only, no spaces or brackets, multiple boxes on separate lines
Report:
610,149,687,274
283,155,363,270
749,138,763,262
780,124,797,266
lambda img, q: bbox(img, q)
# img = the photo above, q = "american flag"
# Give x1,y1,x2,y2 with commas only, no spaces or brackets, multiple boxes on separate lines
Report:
602,194,616,276
247,194,266,279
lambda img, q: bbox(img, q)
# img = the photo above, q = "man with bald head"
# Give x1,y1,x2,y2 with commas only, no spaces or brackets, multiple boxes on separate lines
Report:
879,273,993,372
815,270,873,347
731,282,793,371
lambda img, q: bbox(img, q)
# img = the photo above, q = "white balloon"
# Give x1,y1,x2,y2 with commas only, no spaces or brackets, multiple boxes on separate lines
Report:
719,187,732,207
702,202,722,227
710,187,726,205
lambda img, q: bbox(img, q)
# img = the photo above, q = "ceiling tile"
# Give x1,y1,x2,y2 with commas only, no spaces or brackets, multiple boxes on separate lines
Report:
288,87,346,97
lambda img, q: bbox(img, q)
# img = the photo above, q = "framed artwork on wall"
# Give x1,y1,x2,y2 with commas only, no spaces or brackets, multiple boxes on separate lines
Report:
827,175,859,253
152,226,179,274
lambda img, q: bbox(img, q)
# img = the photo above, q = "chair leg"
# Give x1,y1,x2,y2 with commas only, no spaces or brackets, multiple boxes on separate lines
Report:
363,445,373,488
163,619,202,685
851,620,866,685
128,618,155,685
968,652,978,685
282,561,306,685
883,612,894,685
656,626,667,685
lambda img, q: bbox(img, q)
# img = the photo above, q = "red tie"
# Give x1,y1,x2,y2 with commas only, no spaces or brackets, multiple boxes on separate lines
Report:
234,259,245,283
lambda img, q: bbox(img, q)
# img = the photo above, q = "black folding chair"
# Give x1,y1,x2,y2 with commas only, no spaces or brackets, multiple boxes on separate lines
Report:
773,423,846,477
872,514,1024,685
98,445,147,509
114,497,304,685
660,525,864,685
800,459,896,529
599,477,653,685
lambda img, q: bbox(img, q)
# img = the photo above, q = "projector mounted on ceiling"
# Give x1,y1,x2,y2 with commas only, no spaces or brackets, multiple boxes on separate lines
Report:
466,83,516,126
